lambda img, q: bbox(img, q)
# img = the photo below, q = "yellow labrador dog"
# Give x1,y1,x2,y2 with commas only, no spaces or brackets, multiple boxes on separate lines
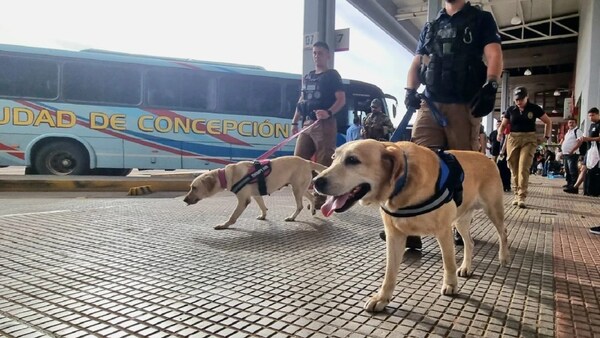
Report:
313,140,509,312
184,156,326,229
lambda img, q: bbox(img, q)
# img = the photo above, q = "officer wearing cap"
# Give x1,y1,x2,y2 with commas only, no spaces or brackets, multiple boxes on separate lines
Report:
497,86,552,208
393,0,504,250
361,98,394,141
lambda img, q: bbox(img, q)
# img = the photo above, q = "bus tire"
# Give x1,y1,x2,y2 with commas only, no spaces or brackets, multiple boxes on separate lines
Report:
25,166,38,175
34,141,90,176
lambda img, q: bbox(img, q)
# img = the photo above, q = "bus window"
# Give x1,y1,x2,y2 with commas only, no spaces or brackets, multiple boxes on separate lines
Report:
284,82,300,118
146,68,215,110
63,61,141,105
0,56,58,99
219,76,282,117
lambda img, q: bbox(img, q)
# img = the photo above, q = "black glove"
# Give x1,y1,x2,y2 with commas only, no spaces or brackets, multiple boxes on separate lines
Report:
470,80,498,117
404,88,421,110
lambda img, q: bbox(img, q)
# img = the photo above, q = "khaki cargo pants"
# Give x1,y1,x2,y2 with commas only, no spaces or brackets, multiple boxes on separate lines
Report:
294,117,337,207
506,132,537,201
411,101,481,151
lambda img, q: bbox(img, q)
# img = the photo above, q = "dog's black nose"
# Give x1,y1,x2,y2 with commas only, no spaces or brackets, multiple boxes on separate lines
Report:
313,176,327,192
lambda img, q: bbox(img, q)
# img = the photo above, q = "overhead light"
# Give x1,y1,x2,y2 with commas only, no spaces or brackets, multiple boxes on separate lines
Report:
524,68,532,76
554,89,561,96
511,0,522,25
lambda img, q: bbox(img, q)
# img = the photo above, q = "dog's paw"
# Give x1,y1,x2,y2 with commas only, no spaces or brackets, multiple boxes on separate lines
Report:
363,295,389,312
499,253,511,267
214,224,230,230
256,215,266,221
457,266,473,278
440,283,458,296
284,217,296,222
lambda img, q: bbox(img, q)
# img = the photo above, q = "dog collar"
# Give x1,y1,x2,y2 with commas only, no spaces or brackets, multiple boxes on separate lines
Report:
389,153,409,198
217,169,227,189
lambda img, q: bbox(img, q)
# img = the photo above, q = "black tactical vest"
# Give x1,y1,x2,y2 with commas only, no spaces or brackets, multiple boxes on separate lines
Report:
299,70,324,120
420,4,487,101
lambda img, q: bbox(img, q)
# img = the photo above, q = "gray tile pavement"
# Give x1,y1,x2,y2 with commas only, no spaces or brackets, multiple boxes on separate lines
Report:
0,177,574,337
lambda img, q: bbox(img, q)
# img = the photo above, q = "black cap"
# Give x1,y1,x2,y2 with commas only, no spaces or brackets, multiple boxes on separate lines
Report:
370,98,382,108
513,87,528,100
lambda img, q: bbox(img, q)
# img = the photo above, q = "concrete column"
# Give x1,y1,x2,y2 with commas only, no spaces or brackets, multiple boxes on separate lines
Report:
302,0,336,76
427,0,442,22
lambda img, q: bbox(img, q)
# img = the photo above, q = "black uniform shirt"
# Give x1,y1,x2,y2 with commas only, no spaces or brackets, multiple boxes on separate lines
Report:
415,2,501,103
302,69,343,114
505,102,545,132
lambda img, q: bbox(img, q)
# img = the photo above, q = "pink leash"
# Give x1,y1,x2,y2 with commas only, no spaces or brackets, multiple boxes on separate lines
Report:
256,121,319,160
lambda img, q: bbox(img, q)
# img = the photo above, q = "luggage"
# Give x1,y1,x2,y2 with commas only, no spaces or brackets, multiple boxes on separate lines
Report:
584,166,600,197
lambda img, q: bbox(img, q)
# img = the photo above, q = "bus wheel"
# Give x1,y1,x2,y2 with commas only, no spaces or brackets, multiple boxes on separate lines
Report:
115,168,133,176
25,166,38,175
34,141,89,176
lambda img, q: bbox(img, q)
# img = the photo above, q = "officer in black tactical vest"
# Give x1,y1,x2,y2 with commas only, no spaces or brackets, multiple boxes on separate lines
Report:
291,41,346,209
385,0,503,250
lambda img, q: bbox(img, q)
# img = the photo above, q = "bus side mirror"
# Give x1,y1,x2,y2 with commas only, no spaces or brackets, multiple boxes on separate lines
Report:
393,104,397,118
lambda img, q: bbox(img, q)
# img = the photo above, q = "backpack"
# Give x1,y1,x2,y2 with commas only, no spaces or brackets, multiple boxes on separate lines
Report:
574,128,588,156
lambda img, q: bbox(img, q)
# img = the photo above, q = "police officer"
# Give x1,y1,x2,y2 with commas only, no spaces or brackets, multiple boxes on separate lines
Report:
389,0,504,250
291,41,346,209
362,99,394,141
498,87,552,208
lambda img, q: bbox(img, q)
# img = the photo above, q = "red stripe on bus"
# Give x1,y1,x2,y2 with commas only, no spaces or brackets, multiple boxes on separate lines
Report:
145,108,251,146
0,143,25,160
14,101,232,165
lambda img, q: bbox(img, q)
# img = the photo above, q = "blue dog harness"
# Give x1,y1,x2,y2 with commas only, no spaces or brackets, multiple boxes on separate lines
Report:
381,150,464,218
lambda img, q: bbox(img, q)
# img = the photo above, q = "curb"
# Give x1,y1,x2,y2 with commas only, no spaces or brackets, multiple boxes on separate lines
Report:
0,175,192,192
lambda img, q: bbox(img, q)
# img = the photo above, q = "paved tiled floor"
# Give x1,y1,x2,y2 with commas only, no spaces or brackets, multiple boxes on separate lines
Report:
0,175,599,337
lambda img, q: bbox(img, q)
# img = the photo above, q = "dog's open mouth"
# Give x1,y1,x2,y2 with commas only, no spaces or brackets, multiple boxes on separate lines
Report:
321,183,370,217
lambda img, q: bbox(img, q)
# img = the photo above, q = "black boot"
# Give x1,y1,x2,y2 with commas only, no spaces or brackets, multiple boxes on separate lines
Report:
453,229,464,246
405,236,422,250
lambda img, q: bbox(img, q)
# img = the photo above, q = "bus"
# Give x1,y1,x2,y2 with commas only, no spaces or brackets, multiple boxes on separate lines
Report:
0,44,396,175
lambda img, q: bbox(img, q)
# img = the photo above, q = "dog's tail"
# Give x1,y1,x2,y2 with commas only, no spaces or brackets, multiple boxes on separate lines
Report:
309,162,328,173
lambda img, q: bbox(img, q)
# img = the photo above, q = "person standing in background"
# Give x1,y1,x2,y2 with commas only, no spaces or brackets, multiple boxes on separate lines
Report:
564,107,600,195
560,116,584,189
361,98,394,141
346,115,362,142
291,41,346,209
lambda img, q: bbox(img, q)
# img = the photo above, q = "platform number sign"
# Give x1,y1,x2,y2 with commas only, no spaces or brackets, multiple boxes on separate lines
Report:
302,29,349,51
304,32,319,49
335,28,349,52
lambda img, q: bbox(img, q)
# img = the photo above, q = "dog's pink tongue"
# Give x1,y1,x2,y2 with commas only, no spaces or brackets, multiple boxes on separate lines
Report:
321,194,350,217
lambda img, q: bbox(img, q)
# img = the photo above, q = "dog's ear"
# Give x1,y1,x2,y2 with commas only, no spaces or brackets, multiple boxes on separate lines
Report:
382,143,405,184
202,174,217,192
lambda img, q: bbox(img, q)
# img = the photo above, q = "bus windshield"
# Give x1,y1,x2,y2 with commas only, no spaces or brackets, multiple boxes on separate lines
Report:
0,44,395,175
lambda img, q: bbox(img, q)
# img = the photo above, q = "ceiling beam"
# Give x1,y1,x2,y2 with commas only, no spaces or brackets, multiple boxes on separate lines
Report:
502,43,576,68
347,0,420,53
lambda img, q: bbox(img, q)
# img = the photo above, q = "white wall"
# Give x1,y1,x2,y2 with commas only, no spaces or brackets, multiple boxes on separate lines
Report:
575,0,600,130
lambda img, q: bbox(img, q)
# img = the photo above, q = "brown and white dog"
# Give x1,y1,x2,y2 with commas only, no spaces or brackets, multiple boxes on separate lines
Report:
183,156,327,229
313,140,510,312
